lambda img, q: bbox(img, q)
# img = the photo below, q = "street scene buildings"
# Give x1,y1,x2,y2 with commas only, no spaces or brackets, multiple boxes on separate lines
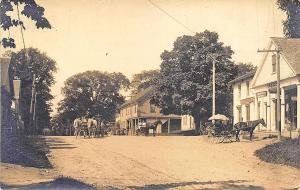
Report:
231,37,300,132
117,87,194,135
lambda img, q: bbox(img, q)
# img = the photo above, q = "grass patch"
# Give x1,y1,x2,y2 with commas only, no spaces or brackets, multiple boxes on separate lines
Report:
255,137,300,168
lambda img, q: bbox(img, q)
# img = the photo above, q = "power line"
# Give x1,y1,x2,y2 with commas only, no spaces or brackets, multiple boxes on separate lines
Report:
148,0,195,34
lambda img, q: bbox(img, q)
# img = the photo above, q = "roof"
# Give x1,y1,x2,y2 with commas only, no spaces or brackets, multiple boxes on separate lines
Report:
120,87,154,108
271,37,300,74
229,70,256,85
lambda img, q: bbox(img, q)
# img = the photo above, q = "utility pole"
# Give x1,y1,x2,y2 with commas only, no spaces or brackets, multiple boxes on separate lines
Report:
257,48,282,140
212,59,216,118
33,92,38,133
29,73,36,134
207,54,217,120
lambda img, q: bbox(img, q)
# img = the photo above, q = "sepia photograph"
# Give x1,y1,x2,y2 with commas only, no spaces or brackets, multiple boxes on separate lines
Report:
0,0,300,189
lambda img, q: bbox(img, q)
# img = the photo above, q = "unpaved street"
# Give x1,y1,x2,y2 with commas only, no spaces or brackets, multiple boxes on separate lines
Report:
43,136,300,189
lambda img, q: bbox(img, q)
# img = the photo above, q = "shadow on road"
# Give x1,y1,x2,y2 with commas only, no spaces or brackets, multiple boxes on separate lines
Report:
1,133,76,169
0,176,96,190
128,180,265,190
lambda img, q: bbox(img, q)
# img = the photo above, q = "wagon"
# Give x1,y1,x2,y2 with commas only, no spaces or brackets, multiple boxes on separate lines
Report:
205,122,236,143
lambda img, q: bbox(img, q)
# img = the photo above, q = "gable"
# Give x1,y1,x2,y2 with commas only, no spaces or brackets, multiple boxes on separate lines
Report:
252,40,295,88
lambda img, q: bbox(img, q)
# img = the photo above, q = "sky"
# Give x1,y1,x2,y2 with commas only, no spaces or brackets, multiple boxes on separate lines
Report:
1,0,286,113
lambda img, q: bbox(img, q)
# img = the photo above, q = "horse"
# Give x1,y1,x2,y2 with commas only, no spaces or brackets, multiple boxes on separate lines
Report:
150,120,162,137
73,118,82,138
42,128,51,136
87,118,98,138
234,119,266,141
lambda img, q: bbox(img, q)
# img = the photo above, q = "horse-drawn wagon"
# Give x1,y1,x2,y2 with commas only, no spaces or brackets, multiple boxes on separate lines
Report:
202,114,266,143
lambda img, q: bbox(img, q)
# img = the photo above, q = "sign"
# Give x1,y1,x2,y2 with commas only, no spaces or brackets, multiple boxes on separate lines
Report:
240,97,255,105
267,81,277,88
256,91,267,98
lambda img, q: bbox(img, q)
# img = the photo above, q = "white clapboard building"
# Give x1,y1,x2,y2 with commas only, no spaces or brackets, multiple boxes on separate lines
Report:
230,37,300,132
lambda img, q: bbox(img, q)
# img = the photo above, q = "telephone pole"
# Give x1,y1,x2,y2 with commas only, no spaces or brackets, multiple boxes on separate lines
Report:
257,48,282,140
29,73,36,134
207,54,217,119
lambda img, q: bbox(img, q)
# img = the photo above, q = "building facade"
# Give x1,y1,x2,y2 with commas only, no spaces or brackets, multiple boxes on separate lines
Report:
231,37,300,131
1,57,23,132
118,88,194,134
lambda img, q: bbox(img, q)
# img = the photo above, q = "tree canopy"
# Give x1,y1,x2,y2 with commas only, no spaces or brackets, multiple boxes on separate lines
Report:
130,69,160,95
236,62,257,77
151,30,238,131
9,47,57,133
277,0,300,38
57,71,130,123
0,0,51,48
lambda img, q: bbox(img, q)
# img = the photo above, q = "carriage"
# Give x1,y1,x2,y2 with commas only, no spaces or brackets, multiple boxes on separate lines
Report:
203,114,236,143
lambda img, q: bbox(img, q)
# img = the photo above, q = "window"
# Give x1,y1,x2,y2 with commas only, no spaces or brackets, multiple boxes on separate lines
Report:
237,106,242,122
272,54,276,73
238,84,241,99
246,81,250,96
150,104,156,113
246,105,250,121
257,102,261,118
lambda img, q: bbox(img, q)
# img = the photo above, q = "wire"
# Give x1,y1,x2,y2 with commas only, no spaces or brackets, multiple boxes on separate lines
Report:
148,0,195,34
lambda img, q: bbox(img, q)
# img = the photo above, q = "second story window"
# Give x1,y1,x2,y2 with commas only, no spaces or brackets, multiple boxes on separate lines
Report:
238,84,241,99
272,54,276,73
246,81,250,96
150,104,156,113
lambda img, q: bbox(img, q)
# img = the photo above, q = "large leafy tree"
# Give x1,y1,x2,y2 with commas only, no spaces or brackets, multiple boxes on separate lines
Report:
151,30,238,131
277,0,300,38
58,71,129,123
9,48,57,133
0,0,51,48
130,69,160,95
236,62,257,77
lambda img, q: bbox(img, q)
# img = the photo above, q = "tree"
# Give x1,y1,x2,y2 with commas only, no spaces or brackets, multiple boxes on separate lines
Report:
57,71,129,124
130,70,160,95
151,30,238,132
0,0,51,48
236,62,256,77
277,0,300,38
9,48,57,133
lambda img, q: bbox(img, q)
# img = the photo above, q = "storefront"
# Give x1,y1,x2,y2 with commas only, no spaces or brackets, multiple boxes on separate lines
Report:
231,37,300,132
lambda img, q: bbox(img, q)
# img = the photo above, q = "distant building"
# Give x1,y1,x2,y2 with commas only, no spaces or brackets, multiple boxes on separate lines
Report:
230,37,300,131
118,88,194,134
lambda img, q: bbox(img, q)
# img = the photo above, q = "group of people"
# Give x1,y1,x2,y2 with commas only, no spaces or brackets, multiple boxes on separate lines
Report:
73,116,105,138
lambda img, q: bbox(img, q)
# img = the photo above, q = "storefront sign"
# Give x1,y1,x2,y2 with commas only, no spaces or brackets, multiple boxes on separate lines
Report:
267,81,277,88
240,97,255,105
256,91,267,98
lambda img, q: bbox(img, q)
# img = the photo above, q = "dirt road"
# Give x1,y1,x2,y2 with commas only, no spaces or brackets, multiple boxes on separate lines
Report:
39,136,299,189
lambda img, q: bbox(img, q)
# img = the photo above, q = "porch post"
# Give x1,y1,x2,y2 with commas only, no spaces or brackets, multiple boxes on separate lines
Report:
297,84,300,129
281,88,285,131
267,91,272,131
